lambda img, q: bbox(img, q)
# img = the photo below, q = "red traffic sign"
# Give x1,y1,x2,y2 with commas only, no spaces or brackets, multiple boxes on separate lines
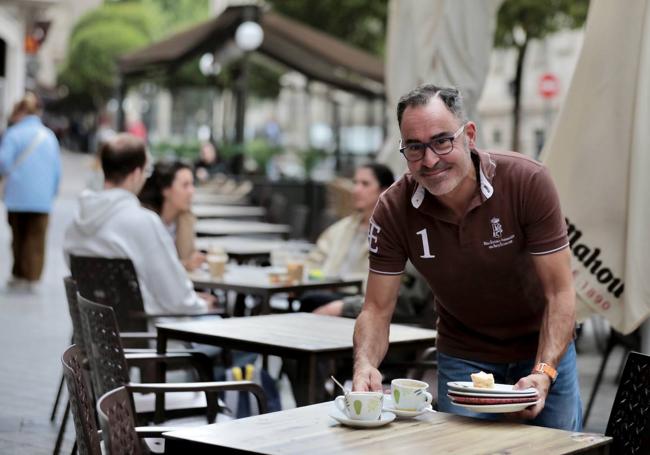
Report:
539,73,560,99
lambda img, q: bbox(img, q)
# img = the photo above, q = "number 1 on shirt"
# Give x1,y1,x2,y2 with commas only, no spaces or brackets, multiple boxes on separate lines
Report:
416,228,436,259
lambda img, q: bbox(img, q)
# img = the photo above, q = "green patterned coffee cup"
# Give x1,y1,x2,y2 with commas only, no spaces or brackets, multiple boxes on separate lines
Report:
391,379,432,411
334,392,383,420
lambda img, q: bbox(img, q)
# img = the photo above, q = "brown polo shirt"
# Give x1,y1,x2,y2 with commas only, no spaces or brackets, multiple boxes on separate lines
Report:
368,149,569,363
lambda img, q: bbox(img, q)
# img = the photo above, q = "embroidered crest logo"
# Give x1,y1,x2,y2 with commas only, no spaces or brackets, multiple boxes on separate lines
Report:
490,217,503,239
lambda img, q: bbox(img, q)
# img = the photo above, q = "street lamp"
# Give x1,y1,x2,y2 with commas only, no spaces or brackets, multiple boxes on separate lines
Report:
235,21,264,51
233,17,263,144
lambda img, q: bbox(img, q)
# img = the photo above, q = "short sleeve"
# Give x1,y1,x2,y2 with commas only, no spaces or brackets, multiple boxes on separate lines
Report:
523,166,569,255
368,196,408,274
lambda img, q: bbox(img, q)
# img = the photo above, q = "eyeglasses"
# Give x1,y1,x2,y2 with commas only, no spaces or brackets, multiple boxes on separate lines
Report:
142,152,154,178
399,123,466,162
143,160,154,179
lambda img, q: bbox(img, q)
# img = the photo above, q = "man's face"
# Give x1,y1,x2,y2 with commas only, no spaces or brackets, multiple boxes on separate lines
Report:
400,97,476,197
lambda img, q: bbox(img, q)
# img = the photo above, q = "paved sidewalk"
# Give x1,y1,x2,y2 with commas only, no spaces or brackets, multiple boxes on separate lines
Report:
0,151,623,453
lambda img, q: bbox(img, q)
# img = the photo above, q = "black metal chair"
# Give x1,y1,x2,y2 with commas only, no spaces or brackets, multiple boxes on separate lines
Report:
54,276,202,455
583,327,641,425
61,345,104,455
605,351,650,454
264,193,289,225
76,294,220,423
97,376,267,455
289,204,310,240
69,255,223,336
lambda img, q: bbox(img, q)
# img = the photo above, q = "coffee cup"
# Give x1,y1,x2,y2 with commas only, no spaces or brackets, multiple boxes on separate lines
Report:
334,392,383,420
206,254,227,279
286,261,304,283
391,379,432,411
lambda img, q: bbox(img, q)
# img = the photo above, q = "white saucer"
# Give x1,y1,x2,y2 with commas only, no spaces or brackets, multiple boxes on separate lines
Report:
451,399,540,413
383,396,434,418
447,381,537,395
328,408,396,428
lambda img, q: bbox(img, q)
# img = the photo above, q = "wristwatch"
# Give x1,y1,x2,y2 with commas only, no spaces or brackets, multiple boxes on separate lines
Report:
532,362,558,384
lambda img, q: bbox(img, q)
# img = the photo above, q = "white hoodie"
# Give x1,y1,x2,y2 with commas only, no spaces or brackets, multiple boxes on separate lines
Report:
63,188,207,315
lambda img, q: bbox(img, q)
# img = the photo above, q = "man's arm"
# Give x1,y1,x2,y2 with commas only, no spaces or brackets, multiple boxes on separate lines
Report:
513,247,575,419
352,272,402,391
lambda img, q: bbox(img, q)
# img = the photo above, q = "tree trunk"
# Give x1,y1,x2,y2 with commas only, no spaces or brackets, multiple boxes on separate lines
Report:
511,39,528,152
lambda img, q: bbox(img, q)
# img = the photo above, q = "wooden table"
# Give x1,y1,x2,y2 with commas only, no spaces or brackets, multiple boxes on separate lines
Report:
163,402,611,454
189,265,361,313
192,204,266,219
195,219,290,238
194,237,313,263
157,314,436,407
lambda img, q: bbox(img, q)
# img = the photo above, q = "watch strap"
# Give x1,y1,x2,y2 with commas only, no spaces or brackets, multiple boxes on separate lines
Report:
533,362,558,383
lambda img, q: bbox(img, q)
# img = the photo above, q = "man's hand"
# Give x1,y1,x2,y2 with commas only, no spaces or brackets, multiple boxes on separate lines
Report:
183,251,206,271
197,292,219,309
352,362,383,392
508,373,551,421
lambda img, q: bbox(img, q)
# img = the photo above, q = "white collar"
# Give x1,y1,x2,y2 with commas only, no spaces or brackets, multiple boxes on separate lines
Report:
410,164,495,209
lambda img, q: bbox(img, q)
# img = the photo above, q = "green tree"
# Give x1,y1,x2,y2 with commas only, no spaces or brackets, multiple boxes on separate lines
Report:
495,0,589,150
58,0,211,110
59,2,161,109
112,0,210,33
268,0,387,56
224,0,387,100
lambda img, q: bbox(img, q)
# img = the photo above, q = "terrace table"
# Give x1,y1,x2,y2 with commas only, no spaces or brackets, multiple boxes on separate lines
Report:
192,204,266,219
195,219,290,238
156,313,436,407
192,192,248,205
194,237,312,263
188,265,361,314
163,401,611,454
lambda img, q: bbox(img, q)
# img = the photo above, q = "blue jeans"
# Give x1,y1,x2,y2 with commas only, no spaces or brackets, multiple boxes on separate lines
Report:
437,342,582,431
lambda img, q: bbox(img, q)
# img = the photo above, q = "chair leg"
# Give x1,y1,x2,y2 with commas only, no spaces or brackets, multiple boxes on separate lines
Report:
50,372,66,421
52,399,70,455
583,337,615,426
70,440,77,455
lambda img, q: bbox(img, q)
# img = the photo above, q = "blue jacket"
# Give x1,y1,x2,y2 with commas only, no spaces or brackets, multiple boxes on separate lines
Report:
0,115,61,212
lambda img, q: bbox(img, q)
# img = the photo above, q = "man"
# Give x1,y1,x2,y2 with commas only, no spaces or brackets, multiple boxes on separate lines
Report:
64,133,212,315
352,84,581,431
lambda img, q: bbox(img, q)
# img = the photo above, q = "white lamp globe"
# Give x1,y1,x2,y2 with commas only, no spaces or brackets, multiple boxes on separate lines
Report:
235,21,264,51
199,53,215,76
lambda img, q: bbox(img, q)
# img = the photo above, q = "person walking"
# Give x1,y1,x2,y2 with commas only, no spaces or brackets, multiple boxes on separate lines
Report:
0,92,61,290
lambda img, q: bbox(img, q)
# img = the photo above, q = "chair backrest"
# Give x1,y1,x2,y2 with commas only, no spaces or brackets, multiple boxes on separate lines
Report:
69,255,147,333
289,204,310,240
265,193,288,224
64,276,85,350
97,386,148,455
77,295,130,399
61,345,102,455
605,351,650,454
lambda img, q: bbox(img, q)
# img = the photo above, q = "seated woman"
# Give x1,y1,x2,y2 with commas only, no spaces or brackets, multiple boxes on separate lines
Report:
300,163,395,316
194,142,227,183
139,161,205,271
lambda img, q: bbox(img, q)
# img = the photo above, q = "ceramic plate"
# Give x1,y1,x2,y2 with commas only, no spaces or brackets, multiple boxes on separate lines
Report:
447,381,537,395
328,408,396,428
451,399,540,413
383,396,434,418
447,394,539,405
447,389,538,398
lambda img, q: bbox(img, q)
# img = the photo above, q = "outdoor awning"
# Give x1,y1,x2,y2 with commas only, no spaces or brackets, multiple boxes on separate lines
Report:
118,5,384,97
